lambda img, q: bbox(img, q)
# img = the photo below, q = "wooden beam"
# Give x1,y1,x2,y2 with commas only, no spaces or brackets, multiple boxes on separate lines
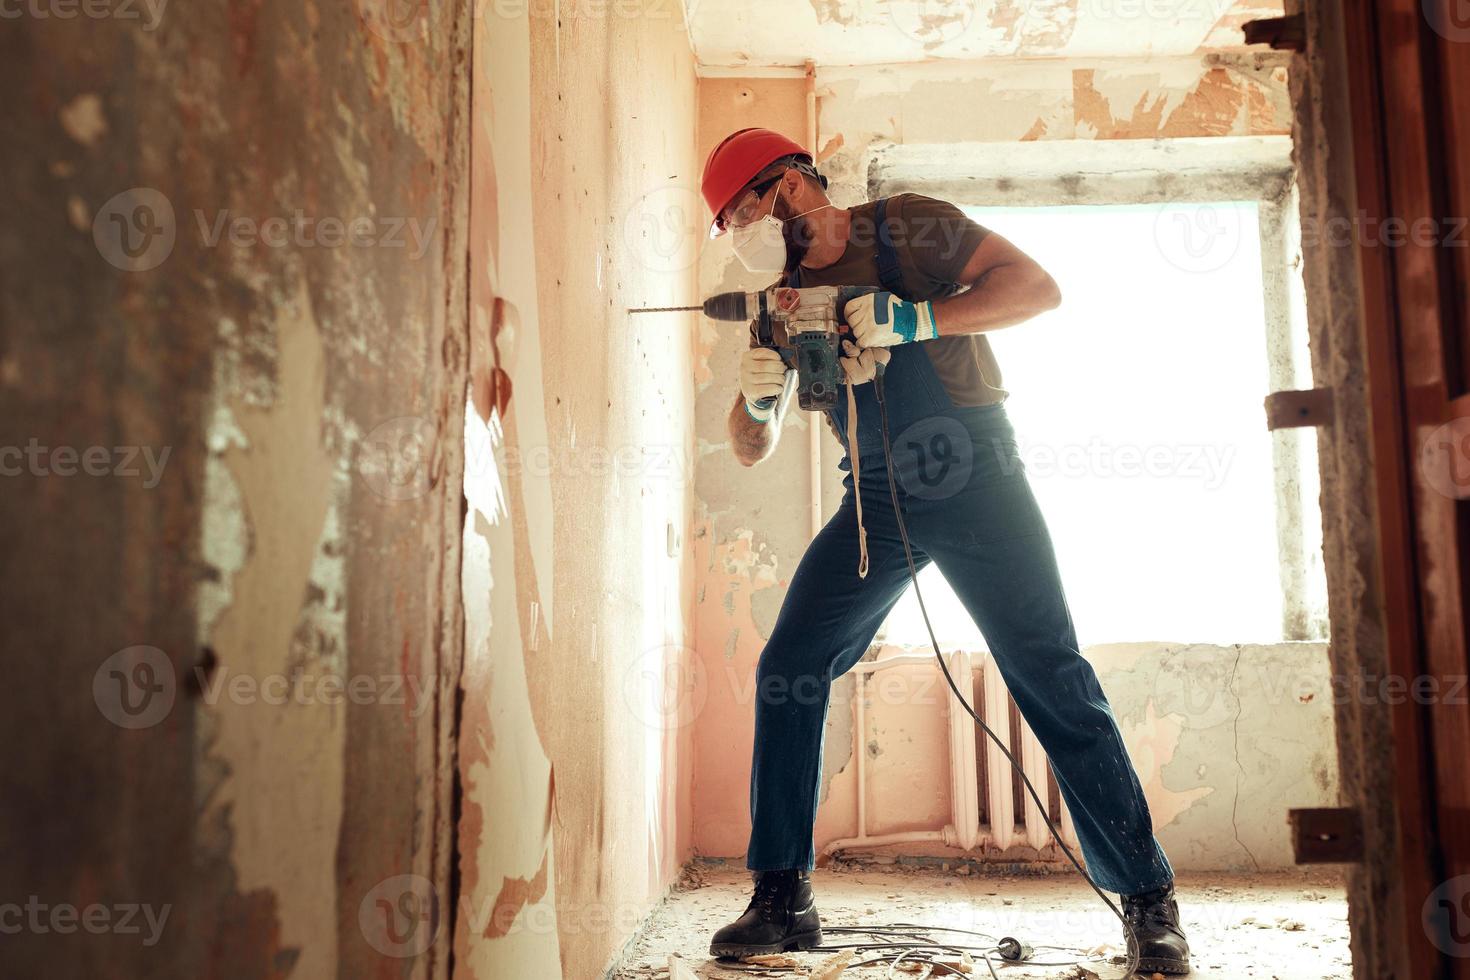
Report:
1290,808,1364,864
1265,388,1334,430
1243,14,1306,52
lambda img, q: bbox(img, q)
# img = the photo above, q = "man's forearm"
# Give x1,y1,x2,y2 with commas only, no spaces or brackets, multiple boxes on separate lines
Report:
932,264,1061,336
729,395,779,466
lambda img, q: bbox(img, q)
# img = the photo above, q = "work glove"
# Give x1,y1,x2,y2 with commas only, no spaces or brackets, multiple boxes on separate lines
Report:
840,340,891,385
843,291,939,348
740,347,788,422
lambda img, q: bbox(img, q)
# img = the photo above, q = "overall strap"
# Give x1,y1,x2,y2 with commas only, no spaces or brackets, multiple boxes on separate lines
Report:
872,197,906,297
848,198,909,581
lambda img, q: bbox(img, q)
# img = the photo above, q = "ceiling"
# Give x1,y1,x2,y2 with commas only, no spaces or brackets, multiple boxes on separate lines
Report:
681,0,1283,69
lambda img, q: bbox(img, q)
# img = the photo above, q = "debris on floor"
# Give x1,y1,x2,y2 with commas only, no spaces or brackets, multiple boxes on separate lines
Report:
936,951,973,974
677,862,712,892
741,954,801,968
613,864,1352,979
810,951,853,979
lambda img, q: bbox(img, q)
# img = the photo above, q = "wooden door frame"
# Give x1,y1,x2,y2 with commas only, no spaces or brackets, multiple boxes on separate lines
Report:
1344,0,1470,974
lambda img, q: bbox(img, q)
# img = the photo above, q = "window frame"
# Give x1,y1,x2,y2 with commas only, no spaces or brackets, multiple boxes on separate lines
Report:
865,136,1325,643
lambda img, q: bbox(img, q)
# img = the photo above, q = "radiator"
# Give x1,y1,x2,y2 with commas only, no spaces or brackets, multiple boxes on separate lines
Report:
821,649,1081,859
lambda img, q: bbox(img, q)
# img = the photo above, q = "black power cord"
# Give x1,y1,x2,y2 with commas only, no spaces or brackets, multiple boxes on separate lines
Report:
868,363,1141,978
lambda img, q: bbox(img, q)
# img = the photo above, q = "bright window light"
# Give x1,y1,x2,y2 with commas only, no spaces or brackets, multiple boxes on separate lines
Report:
879,202,1321,648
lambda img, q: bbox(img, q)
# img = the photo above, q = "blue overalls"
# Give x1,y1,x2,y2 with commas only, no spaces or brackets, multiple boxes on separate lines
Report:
746,200,1174,898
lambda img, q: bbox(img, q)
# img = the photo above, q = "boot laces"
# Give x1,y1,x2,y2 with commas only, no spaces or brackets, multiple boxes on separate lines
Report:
749,874,790,919
1124,891,1175,932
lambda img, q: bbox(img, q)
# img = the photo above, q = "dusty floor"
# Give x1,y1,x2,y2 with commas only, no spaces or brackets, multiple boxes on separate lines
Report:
613,862,1351,979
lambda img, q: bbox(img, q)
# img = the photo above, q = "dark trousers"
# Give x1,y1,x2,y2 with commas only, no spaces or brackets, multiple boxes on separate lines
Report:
744,406,1174,897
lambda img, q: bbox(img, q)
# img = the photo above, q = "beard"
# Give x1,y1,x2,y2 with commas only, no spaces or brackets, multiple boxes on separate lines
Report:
774,196,814,280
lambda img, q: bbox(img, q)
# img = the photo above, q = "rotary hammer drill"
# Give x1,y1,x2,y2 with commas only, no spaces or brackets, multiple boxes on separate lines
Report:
632,285,877,411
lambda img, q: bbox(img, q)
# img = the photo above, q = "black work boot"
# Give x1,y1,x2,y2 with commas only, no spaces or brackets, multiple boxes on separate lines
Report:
1123,881,1191,975
709,869,823,959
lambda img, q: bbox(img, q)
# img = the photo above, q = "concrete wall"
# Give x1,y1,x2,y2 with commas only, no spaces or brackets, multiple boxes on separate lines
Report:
690,56,1336,872
690,75,844,853
1286,0,1410,973
684,0,1283,67
455,5,700,980
815,54,1291,203
694,637,1341,870
1,3,699,978
2,2,473,977
800,641,1340,871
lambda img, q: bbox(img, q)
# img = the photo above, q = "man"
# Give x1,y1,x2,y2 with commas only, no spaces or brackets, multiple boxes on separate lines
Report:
700,128,1191,975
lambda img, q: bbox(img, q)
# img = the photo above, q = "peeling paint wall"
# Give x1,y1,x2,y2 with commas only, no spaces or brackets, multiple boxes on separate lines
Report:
454,5,700,980
814,55,1291,202
3,1,471,977
692,77,846,857
806,643,1339,870
690,58,1334,872
3,0,701,976
684,0,1284,69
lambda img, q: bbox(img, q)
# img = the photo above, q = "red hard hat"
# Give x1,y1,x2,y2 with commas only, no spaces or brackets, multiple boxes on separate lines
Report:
701,127,810,237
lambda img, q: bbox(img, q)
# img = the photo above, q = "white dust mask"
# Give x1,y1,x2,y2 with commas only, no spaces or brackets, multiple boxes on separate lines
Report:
731,213,787,274
730,200,833,275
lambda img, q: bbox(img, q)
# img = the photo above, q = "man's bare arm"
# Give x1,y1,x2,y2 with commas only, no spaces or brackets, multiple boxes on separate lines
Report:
728,367,795,467
931,232,1061,335
729,395,778,467
731,347,793,467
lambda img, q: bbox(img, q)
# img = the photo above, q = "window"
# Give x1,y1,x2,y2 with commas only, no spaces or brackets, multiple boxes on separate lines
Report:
878,202,1328,648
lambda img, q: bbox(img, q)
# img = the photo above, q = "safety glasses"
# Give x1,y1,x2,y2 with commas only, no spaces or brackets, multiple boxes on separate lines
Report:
715,175,782,235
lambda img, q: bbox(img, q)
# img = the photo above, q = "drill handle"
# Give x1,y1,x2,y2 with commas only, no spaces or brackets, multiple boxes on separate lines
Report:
835,286,881,329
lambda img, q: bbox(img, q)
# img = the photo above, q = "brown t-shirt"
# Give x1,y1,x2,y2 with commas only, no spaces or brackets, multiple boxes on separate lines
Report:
748,193,1007,410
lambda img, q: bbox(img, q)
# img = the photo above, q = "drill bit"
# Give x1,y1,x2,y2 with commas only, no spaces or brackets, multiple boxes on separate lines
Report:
627,305,703,313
